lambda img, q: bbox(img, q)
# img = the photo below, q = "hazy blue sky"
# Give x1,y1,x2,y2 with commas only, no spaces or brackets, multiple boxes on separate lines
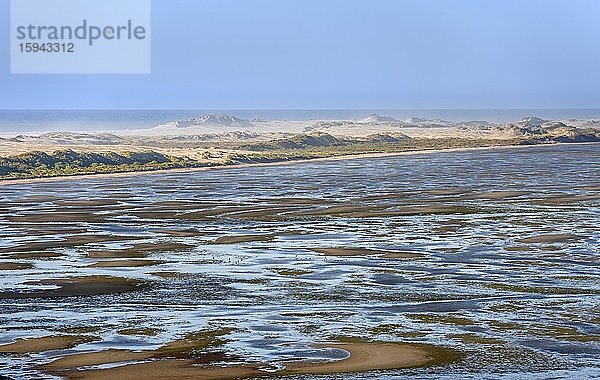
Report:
1,0,600,109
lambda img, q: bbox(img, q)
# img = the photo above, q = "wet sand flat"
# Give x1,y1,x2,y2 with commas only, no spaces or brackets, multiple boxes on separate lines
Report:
1,143,600,379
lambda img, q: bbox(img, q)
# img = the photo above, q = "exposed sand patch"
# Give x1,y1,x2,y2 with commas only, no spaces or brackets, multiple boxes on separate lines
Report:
56,199,122,207
55,327,104,335
86,250,149,259
536,194,600,204
381,205,478,217
151,200,228,209
262,197,333,205
6,251,64,259
270,268,313,276
87,242,194,259
1,234,135,253
0,276,146,299
407,313,475,326
117,328,159,336
303,204,479,219
181,206,265,220
43,349,152,370
153,228,202,237
0,262,34,270
214,234,274,244
6,213,104,224
460,191,529,200
46,328,233,373
518,234,584,244
425,189,469,196
504,246,531,252
284,342,446,375
224,207,299,220
124,210,182,220
358,192,412,201
0,335,98,354
87,259,164,268
51,340,457,380
8,227,89,236
290,205,388,217
65,360,261,380
313,248,425,259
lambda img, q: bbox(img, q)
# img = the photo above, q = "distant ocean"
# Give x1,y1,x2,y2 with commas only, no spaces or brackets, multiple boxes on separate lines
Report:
1,109,599,135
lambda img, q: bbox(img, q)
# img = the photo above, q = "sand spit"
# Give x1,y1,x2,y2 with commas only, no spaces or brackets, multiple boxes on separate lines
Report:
2,142,587,187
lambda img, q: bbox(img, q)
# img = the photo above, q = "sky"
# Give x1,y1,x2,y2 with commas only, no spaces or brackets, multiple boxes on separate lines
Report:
1,0,600,110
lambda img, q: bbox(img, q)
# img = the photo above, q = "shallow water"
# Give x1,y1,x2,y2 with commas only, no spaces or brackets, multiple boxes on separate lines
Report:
1,143,599,379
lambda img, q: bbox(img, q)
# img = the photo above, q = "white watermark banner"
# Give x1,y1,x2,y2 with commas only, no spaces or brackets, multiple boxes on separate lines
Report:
10,0,151,74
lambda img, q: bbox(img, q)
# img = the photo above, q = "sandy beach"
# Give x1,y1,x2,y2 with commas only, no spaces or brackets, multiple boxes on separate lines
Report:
2,141,595,187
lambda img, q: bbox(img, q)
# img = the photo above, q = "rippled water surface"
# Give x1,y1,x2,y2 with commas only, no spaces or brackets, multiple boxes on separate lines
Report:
1,143,600,379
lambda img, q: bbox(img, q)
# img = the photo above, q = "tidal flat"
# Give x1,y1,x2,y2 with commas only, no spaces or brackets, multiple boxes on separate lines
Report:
0,143,599,379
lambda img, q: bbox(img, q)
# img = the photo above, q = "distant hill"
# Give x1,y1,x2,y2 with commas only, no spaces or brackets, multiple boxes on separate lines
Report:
358,114,402,124
154,114,254,131
241,132,410,151
402,117,454,127
242,132,346,151
514,116,549,129
35,132,125,145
